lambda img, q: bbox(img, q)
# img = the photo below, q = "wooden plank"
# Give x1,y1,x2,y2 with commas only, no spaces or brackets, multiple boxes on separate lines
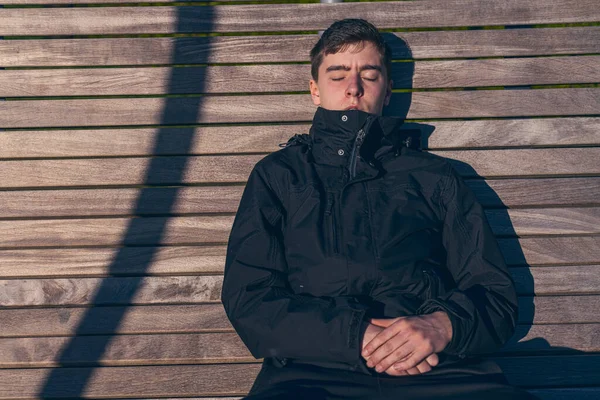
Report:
1,323,599,368
0,177,598,219
0,207,599,248
0,304,233,337
500,236,600,266
0,332,251,368
2,147,600,189
2,1,599,36
0,364,261,399
0,356,598,397
0,276,224,307
1,237,599,279
2,265,599,306
3,56,599,97
1,89,599,128
0,215,235,248
512,265,600,296
0,237,599,278
502,324,600,354
2,28,599,67
2,118,599,159
0,246,227,278
0,295,597,338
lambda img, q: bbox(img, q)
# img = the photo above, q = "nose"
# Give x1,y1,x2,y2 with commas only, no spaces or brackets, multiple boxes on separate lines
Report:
346,75,363,98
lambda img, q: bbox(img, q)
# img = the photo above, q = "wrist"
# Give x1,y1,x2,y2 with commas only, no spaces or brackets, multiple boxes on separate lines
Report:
429,311,453,344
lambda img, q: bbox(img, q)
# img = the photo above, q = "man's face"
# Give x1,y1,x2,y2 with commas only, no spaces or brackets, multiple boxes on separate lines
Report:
309,41,393,116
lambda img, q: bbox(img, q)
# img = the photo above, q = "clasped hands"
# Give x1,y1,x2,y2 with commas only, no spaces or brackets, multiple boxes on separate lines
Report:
360,311,453,376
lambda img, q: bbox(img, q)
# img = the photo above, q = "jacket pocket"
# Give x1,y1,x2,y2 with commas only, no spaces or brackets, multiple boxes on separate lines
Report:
325,192,339,255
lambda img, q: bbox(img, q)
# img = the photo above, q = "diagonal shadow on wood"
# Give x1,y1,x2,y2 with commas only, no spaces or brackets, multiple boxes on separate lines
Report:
39,6,215,398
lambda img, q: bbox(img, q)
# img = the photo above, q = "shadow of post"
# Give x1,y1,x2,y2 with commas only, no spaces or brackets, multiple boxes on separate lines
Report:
39,5,214,398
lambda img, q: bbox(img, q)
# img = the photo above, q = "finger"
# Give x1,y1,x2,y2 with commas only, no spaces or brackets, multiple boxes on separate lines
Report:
368,335,411,370
415,360,432,374
384,366,408,376
362,320,406,358
373,343,414,373
392,347,431,372
405,366,422,375
425,353,439,367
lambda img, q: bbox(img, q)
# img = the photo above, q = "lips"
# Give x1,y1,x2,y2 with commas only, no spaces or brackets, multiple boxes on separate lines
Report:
345,105,359,110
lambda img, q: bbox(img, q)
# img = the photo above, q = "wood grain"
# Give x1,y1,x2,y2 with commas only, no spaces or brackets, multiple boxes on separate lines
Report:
0,304,232,337
0,215,236,247
0,26,600,67
0,207,599,248
2,1,599,36
0,246,227,278
2,28,599,67
3,56,599,97
0,356,598,397
0,323,598,367
0,236,599,278
0,295,596,337
1,264,599,306
2,89,599,128
0,276,224,307
2,118,599,159
499,236,600,266
2,147,600,189
0,177,598,219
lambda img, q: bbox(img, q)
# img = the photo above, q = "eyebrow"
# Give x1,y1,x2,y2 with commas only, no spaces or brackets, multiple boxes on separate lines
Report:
325,64,383,73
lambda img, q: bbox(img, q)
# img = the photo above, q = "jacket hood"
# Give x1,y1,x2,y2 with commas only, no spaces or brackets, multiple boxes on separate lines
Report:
308,107,421,167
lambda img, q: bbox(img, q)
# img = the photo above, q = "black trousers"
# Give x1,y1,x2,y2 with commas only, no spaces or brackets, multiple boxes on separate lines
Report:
244,358,539,400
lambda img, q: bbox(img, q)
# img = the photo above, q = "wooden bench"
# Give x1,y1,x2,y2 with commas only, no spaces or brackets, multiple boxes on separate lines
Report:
0,0,599,398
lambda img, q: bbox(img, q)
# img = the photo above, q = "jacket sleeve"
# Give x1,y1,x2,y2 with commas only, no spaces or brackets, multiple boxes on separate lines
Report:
221,161,367,366
417,163,518,357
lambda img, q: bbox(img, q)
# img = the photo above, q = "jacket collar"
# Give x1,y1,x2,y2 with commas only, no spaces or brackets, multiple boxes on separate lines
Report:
308,107,420,167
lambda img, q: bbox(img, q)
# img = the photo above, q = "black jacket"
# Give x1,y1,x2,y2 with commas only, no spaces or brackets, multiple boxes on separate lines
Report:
221,107,518,373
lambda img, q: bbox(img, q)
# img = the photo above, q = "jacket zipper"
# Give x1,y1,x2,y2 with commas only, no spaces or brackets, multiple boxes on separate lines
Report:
348,116,374,179
325,192,339,255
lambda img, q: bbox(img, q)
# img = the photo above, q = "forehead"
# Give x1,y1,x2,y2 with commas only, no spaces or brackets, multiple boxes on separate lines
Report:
320,42,384,68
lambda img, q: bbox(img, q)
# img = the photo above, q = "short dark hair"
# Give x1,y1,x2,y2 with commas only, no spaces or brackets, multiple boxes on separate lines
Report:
310,19,392,82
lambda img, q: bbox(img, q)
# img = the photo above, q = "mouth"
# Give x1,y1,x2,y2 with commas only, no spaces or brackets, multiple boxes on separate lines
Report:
345,105,360,110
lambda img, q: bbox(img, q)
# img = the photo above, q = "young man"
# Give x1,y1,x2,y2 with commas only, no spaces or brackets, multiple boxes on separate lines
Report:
222,19,537,399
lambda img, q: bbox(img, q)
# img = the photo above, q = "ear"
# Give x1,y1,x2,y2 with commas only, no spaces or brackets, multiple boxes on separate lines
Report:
309,79,321,107
383,79,393,106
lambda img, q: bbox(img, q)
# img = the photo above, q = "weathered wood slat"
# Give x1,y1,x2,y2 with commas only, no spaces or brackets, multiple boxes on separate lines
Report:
0,207,599,248
0,364,261,399
2,28,598,67
0,246,227,278
0,304,232,337
1,265,599,306
0,323,598,368
2,118,599,159
0,177,598,219
2,1,599,36
3,56,599,97
0,276,224,307
0,355,598,397
0,295,596,338
0,237,599,278
0,215,236,248
2,89,599,128
2,147,600,189
499,236,600,266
